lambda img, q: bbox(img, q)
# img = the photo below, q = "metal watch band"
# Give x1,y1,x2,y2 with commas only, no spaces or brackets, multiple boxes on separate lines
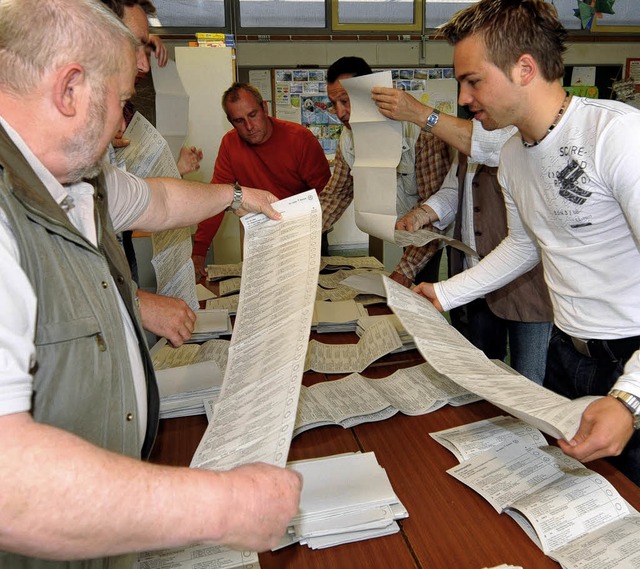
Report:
227,182,243,212
423,109,440,133
609,389,640,429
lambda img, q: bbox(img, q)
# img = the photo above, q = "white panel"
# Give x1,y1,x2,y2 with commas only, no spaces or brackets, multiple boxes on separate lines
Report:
174,47,240,264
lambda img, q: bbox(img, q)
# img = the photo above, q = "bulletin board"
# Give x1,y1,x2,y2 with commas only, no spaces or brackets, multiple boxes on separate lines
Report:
563,64,623,100
271,66,458,157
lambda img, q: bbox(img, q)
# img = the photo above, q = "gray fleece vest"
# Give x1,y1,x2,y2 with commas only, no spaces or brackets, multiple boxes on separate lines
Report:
0,124,159,569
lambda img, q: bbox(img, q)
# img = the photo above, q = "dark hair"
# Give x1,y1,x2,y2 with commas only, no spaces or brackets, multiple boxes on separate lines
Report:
100,0,156,19
439,0,566,82
327,56,373,83
221,82,264,114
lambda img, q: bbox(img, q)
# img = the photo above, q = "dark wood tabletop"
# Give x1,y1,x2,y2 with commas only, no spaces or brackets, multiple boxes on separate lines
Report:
153,284,640,568
149,348,640,569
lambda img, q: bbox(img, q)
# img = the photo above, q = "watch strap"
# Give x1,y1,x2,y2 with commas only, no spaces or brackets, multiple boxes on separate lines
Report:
226,182,243,212
423,109,440,133
609,389,640,429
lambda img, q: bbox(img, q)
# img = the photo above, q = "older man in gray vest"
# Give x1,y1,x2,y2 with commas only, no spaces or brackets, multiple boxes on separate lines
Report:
0,0,300,566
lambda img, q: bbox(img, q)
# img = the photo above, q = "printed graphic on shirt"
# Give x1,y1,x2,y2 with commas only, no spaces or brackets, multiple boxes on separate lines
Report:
555,159,592,207
538,128,599,232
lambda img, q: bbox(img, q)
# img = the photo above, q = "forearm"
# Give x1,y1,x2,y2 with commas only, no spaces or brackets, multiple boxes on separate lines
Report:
399,106,472,156
435,235,540,311
129,178,234,232
0,413,228,559
430,113,472,156
613,351,640,398
372,87,472,155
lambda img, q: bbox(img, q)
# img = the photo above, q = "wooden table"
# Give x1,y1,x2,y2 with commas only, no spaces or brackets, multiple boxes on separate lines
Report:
153,288,640,568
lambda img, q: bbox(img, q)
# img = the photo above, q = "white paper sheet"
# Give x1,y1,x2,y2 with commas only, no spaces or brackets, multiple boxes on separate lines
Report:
341,72,402,243
191,190,322,470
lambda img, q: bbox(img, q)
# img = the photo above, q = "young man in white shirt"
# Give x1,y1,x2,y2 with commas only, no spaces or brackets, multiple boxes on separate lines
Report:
413,0,640,484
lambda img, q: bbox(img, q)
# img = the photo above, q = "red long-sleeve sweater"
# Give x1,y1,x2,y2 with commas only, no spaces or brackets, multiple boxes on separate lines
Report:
192,117,330,257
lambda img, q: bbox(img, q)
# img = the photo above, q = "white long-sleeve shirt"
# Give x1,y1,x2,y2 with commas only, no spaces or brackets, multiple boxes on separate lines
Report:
435,97,640,395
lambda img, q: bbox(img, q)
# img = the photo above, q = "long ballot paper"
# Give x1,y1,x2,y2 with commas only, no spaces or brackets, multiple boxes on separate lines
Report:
341,72,401,243
115,111,198,310
339,73,481,259
447,438,640,568
135,191,321,569
382,276,599,441
191,190,322,469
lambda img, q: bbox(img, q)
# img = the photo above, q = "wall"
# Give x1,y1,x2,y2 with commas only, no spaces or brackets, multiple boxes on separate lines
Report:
162,35,640,267
233,38,640,69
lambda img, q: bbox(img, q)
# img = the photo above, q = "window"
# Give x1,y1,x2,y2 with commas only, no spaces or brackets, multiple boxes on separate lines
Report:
424,0,582,30
333,0,421,31
152,0,225,28
239,0,326,28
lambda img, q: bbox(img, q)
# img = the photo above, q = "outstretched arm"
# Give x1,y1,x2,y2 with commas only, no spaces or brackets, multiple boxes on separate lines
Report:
128,178,281,233
371,87,472,155
0,412,301,559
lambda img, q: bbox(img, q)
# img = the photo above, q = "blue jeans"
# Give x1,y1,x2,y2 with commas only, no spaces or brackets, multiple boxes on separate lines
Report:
544,326,640,486
451,298,552,385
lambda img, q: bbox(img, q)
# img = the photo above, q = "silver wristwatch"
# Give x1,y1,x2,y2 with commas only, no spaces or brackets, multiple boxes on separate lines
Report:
609,389,640,430
227,182,243,212
423,109,440,133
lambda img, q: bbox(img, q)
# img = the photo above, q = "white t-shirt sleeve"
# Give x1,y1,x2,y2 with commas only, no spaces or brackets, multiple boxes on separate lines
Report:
434,179,540,311
0,209,36,416
103,163,151,233
469,120,518,167
597,111,640,396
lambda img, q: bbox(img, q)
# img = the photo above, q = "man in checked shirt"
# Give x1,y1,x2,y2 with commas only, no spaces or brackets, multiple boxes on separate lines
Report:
320,56,451,288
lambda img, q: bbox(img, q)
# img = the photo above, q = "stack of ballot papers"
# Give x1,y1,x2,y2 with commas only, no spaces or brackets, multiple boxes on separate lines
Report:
186,309,232,342
357,313,416,352
311,299,368,333
154,361,223,418
279,452,408,550
205,262,242,281
150,338,229,418
319,255,384,273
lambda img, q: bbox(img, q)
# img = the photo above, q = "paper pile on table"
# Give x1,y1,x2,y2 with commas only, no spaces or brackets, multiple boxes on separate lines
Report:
279,452,407,550
357,313,415,352
155,361,223,419
150,338,229,418
311,299,368,333
185,309,232,342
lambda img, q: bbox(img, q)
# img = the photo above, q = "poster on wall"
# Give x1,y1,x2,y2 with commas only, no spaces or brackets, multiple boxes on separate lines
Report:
383,67,458,117
273,67,459,157
274,68,343,156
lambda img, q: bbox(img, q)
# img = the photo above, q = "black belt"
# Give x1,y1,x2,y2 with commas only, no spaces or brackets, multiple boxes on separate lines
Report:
557,328,640,362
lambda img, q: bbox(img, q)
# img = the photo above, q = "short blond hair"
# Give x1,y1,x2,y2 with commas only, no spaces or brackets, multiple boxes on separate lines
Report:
440,0,566,82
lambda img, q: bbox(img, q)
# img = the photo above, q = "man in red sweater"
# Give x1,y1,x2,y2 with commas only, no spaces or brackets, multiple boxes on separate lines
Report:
192,82,331,277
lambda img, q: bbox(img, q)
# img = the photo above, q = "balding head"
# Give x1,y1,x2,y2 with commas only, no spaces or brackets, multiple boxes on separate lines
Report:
0,0,137,96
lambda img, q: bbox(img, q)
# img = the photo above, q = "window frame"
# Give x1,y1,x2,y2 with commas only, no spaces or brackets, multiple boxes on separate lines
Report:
331,0,423,32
